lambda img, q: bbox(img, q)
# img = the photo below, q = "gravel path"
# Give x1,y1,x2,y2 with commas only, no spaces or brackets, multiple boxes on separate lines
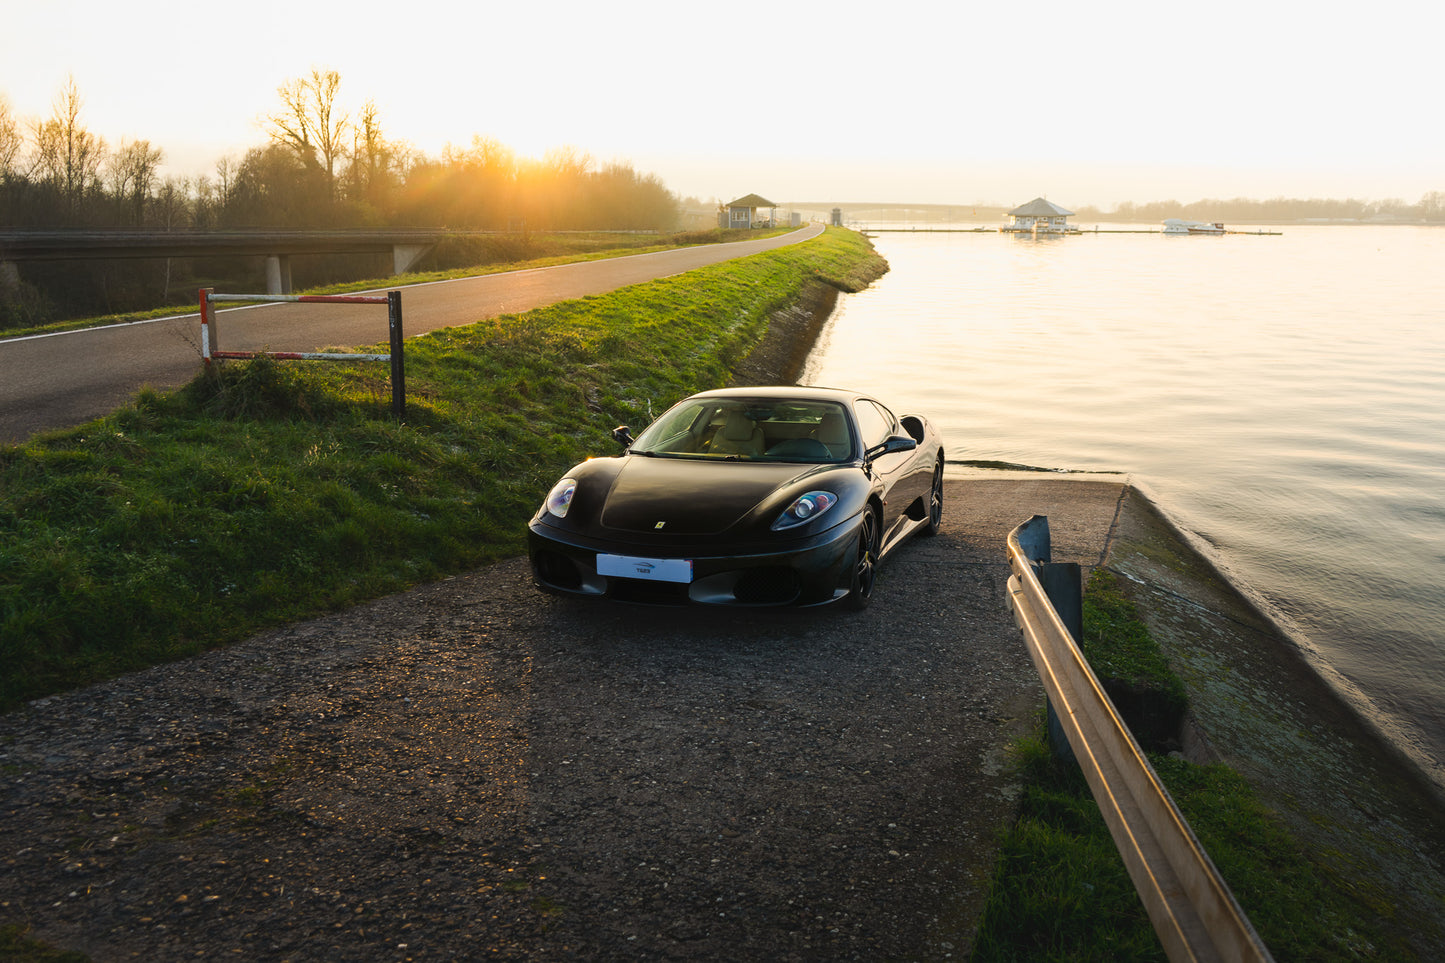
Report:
0,479,1127,961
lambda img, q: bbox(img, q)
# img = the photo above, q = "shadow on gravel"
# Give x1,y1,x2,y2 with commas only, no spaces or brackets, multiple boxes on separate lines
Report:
1,481,1119,961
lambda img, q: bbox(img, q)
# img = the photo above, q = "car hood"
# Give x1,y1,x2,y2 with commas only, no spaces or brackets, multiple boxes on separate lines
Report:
599,456,826,535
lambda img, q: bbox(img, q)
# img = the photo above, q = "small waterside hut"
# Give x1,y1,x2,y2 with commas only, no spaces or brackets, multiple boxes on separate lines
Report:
723,194,778,229
1003,197,1079,234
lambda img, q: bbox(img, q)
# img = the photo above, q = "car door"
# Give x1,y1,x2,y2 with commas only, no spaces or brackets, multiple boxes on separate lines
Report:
854,399,917,535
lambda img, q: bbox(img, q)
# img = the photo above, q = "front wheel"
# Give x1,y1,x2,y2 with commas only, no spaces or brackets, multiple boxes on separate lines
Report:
846,508,880,610
922,460,943,536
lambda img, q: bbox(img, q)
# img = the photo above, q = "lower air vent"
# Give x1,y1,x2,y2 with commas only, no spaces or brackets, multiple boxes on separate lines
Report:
733,567,801,605
533,549,582,590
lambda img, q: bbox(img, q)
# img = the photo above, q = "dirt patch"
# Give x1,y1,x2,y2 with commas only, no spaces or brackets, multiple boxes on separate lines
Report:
727,280,841,388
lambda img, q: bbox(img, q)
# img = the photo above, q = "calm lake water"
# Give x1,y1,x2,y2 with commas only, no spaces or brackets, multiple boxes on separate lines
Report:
801,224,1445,793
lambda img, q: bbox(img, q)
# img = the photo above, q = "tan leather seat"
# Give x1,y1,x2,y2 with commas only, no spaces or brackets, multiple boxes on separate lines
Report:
816,411,851,459
711,410,764,456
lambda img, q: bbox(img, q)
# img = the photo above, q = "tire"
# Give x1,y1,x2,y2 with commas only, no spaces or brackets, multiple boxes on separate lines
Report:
846,507,880,610
922,459,944,536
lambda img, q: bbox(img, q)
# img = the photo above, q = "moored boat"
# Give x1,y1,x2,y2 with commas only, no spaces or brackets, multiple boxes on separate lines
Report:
1163,218,1226,235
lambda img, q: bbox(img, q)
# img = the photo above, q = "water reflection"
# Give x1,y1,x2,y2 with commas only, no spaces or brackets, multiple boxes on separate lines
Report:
803,225,1445,790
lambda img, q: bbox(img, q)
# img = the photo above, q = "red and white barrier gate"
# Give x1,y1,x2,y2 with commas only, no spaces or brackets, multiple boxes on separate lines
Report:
199,287,405,417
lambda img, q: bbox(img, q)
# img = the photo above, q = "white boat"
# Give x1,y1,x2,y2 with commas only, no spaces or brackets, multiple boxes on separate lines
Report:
1163,218,1226,235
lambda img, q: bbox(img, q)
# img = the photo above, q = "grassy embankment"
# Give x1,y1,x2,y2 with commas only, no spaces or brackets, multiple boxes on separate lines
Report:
0,226,883,710
970,570,1404,961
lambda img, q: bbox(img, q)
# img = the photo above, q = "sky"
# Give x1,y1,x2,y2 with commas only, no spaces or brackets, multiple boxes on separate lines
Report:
3,0,1441,209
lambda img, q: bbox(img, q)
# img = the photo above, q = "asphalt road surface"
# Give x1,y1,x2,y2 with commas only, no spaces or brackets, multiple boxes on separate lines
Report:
0,225,824,444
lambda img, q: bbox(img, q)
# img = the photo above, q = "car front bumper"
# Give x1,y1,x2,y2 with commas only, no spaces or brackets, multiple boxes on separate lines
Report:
527,514,862,607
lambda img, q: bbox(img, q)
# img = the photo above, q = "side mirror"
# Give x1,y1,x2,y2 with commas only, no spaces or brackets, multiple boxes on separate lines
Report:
866,434,917,460
612,425,634,448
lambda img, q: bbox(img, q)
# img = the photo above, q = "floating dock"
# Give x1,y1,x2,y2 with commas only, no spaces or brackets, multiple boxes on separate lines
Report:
859,226,1283,235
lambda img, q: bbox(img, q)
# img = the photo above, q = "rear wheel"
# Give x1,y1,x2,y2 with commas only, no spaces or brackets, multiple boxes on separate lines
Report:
922,460,944,536
846,508,880,610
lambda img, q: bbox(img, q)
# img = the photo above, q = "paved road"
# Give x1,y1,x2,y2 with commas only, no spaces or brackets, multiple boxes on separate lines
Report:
0,225,825,444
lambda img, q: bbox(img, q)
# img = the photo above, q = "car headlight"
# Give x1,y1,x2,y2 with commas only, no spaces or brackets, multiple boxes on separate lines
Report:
545,477,578,518
772,491,838,530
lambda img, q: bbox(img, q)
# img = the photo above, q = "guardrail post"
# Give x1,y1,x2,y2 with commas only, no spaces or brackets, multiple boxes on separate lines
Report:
1014,513,1051,564
199,287,216,364
1040,560,1083,763
388,290,405,419
1014,516,1083,762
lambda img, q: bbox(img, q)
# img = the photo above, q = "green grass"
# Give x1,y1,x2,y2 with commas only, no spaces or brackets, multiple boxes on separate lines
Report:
1080,570,1188,749
0,923,88,962
1079,571,1182,696
971,569,1401,961
0,226,884,709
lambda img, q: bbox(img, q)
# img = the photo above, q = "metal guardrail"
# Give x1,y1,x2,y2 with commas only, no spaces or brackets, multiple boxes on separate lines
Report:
199,288,406,418
1006,515,1273,963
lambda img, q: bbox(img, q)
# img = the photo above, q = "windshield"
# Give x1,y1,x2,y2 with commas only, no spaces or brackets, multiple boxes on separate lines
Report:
630,398,854,463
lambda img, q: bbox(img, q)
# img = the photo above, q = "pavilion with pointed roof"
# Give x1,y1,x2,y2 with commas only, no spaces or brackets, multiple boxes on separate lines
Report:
724,193,777,229
1005,197,1078,233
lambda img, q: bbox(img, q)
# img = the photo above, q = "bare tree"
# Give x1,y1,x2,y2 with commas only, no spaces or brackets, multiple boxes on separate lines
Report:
105,138,163,224
543,144,592,180
29,76,106,216
213,154,237,212
152,175,191,298
153,176,188,230
266,68,350,192
0,93,21,180
30,77,106,215
346,98,406,206
1419,191,1445,221
268,77,316,168
190,174,217,229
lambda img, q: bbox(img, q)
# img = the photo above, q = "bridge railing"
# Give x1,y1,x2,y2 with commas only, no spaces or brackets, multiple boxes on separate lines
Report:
1006,514,1273,963
199,288,405,418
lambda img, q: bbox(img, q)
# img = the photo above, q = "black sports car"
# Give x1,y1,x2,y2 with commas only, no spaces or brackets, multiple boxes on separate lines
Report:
527,386,945,608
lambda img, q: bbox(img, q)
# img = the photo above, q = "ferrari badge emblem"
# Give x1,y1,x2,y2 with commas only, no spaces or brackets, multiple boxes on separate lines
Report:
655,521,666,529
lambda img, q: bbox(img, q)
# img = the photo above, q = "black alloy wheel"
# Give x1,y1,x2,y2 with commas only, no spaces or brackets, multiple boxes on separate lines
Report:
847,507,880,610
923,460,944,536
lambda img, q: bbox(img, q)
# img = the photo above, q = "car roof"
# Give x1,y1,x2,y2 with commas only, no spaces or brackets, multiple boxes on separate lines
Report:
685,386,869,406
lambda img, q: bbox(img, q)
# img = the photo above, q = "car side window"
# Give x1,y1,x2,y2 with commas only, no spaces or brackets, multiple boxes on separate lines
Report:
874,401,900,435
854,401,894,451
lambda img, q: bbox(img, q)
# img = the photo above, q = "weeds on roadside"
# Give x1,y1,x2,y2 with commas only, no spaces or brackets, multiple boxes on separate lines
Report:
0,922,88,962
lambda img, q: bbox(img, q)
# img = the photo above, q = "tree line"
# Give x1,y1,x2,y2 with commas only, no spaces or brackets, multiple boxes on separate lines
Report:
0,72,686,326
1076,193,1445,224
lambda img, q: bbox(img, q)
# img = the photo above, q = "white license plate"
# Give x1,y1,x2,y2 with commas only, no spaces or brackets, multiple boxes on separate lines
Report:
597,554,694,583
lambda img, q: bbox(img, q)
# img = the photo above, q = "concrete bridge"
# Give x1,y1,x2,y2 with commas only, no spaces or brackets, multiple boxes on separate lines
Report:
0,229,475,295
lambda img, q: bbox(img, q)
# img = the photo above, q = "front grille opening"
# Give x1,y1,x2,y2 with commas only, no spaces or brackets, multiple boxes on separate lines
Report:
733,567,801,605
534,549,582,590
610,578,691,605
